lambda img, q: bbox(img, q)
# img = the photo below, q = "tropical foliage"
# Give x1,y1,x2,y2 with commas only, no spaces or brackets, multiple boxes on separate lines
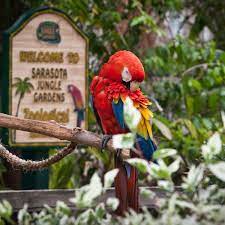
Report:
0,122,224,224
0,0,225,223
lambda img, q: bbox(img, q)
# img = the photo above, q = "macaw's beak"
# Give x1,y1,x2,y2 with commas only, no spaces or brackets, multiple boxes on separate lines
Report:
130,81,141,92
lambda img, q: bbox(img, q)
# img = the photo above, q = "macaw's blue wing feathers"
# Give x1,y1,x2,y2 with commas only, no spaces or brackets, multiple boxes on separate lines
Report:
112,97,157,161
112,99,126,129
135,134,157,161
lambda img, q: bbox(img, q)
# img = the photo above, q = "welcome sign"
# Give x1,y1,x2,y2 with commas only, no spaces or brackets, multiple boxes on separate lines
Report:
2,7,88,147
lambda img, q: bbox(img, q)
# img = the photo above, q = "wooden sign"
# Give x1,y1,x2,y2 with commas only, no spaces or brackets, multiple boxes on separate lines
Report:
2,7,88,147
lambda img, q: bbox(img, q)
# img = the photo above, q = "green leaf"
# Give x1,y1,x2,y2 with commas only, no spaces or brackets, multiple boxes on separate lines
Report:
209,162,225,182
185,95,194,116
104,169,119,189
201,132,222,162
182,119,198,139
221,111,225,128
158,180,174,192
87,147,109,165
208,132,222,152
202,118,213,130
70,173,102,208
126,158,151,174
124,97,141,132
140,187,156,198
95,203,105,219
175,200,197,211
182,165,204,191
168,158,181,173
18,204,31,225
149,159,173,180
188,79,202,91
56,201,71,216
153,118,173,140
112,133,135,149
153,148,177,159
106,198,119,211
150,167,170,180
130,15,146,27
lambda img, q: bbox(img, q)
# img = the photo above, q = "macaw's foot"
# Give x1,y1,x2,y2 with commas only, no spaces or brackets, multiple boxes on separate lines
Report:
101,135,112,152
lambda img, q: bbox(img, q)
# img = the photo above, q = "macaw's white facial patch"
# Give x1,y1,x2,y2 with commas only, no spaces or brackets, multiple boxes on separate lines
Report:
130,81,141,92
122,67,132,82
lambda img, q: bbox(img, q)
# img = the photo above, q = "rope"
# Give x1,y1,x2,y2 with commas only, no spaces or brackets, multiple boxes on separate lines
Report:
0,142,77,171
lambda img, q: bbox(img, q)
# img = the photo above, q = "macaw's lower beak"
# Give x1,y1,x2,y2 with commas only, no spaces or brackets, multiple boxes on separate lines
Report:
130,81,141,92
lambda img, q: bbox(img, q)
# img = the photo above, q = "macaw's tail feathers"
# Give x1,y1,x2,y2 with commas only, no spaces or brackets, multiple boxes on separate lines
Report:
114,159,128,215
127,166,139,212
114,156,139,215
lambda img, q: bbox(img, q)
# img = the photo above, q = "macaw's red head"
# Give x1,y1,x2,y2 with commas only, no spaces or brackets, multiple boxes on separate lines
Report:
99,50,145,92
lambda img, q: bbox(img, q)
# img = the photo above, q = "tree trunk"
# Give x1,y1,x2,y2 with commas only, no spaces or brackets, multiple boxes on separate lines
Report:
15,94,22,117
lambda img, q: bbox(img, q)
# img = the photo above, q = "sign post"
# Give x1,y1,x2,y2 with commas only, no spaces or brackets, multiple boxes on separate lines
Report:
2,7,88,189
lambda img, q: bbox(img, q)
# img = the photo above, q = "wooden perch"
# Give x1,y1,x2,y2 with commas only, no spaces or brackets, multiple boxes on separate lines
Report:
0,113,131,170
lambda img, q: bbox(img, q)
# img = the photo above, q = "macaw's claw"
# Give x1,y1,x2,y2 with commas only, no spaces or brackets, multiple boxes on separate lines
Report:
101,135,112,152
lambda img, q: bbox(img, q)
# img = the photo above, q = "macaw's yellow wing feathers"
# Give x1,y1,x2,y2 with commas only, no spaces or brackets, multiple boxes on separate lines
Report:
136,106,153,139
145,118,153,138
137,120,148,139
139,107,153,121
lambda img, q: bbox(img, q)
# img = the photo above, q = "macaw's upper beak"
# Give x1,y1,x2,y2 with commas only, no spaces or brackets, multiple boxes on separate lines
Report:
130,81,141,92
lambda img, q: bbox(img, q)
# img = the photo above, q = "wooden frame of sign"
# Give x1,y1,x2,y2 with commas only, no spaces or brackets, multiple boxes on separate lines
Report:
2,6,89,149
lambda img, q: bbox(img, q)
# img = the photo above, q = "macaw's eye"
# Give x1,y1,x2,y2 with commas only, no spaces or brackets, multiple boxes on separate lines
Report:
122,67,131,82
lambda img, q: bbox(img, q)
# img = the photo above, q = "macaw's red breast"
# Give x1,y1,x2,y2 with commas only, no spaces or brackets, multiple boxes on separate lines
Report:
90,75,151,135
104,82,151,109
90,76,127,134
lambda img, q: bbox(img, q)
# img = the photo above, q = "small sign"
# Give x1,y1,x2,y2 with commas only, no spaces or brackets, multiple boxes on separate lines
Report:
2,7,88,147
36,21,61,44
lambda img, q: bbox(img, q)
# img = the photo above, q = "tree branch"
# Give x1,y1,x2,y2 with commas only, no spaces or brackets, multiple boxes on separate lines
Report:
181,63,209,77
0,113,131,170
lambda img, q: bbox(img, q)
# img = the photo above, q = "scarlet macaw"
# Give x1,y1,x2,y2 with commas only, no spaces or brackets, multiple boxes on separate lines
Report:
90,50,157,214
